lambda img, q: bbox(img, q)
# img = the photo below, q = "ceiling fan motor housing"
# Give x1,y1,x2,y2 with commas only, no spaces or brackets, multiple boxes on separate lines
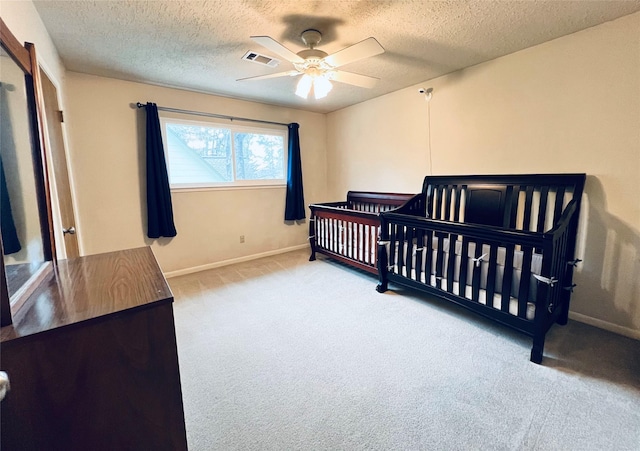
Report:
300,29,322,48
297,30,330,71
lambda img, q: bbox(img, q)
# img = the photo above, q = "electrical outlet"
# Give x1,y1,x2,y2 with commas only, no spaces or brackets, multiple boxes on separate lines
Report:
239,235,245,243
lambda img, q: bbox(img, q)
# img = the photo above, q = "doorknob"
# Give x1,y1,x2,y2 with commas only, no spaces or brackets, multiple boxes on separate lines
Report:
63,226,76,235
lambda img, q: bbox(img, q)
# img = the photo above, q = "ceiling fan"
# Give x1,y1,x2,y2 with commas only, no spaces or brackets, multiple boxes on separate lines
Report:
237,29,384,100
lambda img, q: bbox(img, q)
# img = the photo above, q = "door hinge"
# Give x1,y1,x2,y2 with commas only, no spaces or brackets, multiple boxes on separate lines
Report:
58,110,64,123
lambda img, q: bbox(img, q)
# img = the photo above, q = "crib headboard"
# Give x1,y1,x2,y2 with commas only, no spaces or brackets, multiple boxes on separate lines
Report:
346,191,415,212
422,174,586,232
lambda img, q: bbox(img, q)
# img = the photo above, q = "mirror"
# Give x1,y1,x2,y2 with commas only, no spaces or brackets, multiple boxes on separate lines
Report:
1,46,47,299
0,18,55,325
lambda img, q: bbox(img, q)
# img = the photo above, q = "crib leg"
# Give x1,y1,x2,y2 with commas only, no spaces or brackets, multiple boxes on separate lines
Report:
376,241,389,293
556,298,570,325
308,218,317,262
530,334,545,364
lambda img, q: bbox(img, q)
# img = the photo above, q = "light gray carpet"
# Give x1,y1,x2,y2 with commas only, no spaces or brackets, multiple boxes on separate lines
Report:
169,249,640,451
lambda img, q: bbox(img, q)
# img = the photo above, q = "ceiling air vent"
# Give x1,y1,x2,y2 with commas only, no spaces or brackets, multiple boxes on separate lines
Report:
242,51,280,68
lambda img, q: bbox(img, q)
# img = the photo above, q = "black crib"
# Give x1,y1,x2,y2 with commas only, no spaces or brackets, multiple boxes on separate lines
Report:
376,174,586,363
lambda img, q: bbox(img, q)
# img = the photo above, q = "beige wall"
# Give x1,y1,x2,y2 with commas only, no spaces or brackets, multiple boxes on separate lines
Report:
0,0,65,84
64,73,326,273
327,12,640,336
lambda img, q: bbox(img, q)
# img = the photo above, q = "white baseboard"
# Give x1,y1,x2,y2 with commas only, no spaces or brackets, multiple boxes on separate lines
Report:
164,244,309,279
166,251,639,342
569,312,640,340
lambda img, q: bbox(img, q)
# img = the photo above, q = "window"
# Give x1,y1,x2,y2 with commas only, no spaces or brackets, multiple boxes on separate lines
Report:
159,116,287,189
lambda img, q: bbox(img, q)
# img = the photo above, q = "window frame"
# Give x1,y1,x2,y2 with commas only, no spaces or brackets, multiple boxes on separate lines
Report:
159,115,288,190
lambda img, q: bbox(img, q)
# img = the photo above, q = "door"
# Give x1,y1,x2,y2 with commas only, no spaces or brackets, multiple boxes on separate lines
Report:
39,69,79,258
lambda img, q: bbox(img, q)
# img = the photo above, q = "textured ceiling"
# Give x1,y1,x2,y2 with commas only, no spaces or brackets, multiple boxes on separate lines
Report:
33,0,640,114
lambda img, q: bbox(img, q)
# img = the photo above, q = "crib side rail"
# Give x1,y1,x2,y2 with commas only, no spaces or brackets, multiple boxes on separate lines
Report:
309,205,382,274
382,214,544,247
376,214,547,326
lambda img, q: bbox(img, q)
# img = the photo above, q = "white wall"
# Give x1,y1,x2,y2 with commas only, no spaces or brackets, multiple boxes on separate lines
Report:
63,73,326,273
327,12,640,336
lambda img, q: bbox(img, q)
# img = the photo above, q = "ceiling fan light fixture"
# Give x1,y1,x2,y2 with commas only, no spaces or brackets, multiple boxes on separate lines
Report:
295,74,313,98
313,76,333,99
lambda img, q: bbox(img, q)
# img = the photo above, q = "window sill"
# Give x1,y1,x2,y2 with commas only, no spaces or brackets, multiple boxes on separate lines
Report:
171,184,286,193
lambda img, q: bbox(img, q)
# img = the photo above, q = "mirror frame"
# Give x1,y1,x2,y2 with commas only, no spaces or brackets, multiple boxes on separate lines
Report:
0,17,56,326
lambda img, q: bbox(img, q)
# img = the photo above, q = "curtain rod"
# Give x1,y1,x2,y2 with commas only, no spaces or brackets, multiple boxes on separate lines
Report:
136,102,289,127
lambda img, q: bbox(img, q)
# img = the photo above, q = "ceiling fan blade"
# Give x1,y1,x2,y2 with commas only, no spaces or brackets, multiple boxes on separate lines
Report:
323,37,384,68
331,70,379,89
237,70,300,82
250,36,305,64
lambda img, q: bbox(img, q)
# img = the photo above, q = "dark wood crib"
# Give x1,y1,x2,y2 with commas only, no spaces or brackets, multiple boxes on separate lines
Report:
309,192,415,274
376,174,586,363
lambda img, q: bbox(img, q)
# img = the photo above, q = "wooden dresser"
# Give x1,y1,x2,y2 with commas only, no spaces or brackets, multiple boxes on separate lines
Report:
0,247,188,450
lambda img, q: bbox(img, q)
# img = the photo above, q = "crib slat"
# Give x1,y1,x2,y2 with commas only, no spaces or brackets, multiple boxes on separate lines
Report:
503,185,514,228
552,230,568,299
434,232,447,287
434,186,444,219
553,186,566,225
459,237,470,298
397,225,406,275
518,245,534,318
446,234,457,292
443,186,453,221
323,218,327,251
414,229,424,283
536,186,550,233
523,186,534,231
389,224,398,273
453,186,463,222
509,186,521,228
347,221,353,258
319,217,326,251
347,221,353,259
405,227,414,279
362,223,368,263
354,222,360,261
486,243,499,307
425,230,434,285
425,184,434,218
471,240,484,302
501,244,515,312
371,224,377,264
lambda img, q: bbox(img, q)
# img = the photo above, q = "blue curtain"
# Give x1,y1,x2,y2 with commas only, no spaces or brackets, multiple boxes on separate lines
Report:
284,123,305,220
145,102,177,238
